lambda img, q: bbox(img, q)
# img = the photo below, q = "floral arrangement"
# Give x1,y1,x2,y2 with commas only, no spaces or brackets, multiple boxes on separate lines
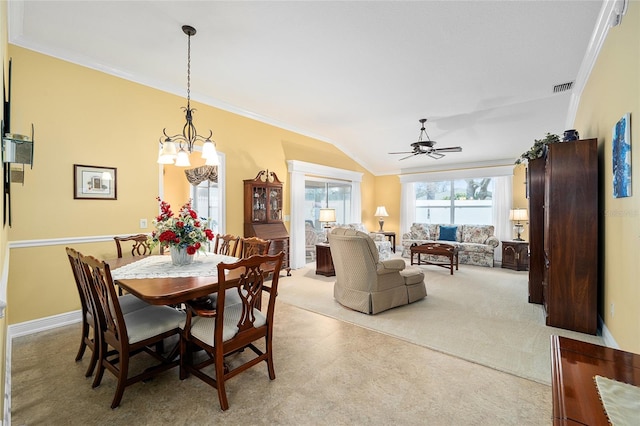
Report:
515,133,561,164
149,197,215,255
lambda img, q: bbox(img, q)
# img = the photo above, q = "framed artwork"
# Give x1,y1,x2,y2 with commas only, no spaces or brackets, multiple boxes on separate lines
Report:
612,113,631,198
73,164,117,200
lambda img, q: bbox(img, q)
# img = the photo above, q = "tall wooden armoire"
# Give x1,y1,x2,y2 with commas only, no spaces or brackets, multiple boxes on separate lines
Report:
541,138,598,334
243,170,291,276
527,157,545,304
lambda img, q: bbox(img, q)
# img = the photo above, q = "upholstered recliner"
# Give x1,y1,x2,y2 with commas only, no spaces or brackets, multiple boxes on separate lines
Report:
328,228,427,314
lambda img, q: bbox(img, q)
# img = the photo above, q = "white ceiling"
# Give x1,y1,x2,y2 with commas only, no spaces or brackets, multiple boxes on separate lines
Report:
7,0,604,175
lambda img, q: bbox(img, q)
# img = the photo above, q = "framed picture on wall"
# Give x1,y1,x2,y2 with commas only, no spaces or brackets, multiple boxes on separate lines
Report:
73,164,117,200
612,113,631,198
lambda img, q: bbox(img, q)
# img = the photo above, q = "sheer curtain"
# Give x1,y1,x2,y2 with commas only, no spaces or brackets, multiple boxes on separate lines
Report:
492,175,513,263
400,182,416,237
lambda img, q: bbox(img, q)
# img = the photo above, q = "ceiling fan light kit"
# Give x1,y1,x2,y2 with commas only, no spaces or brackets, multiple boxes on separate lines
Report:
389,118,462,161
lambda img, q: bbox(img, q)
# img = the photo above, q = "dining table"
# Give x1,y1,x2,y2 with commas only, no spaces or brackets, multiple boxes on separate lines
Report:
108,253,240,306
108,253,276,307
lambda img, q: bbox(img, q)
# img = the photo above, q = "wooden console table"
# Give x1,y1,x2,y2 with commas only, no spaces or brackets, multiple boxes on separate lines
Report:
315,243,335,277
550,335,640,425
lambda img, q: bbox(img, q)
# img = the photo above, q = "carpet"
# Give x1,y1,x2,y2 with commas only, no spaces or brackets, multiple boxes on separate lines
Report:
277,260,604,385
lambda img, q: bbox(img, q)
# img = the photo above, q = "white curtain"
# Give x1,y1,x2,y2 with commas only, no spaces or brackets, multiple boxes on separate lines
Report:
400,182,416,240
492,175,513,262
351,181,362,223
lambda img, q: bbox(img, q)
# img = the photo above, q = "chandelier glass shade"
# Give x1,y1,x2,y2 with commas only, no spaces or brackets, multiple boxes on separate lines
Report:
158,25,219,167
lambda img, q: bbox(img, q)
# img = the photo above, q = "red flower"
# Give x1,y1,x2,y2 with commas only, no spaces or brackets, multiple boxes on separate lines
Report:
158,230,176,242
205,229,214,240
186,246,197,255
176,221,184,228
189,210,197,219
194,242,201,250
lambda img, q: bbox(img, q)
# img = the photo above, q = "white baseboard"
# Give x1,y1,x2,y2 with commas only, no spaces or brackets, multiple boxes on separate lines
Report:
599,315,619,349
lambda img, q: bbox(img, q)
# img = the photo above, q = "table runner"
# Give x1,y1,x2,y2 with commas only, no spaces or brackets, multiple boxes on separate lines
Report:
595,375,640,426
111,253,238,279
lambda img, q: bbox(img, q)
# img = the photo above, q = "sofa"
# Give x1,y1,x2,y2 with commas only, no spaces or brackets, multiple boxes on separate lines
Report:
327,223,392,260
401,223,499,267
328,228,427,314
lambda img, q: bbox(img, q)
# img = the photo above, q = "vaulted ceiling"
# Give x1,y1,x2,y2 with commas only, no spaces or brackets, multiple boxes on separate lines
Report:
7,1,604,175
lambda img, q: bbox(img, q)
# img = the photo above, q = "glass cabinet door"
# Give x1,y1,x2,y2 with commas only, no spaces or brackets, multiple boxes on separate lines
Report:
252,186,267,222
269,187,282,221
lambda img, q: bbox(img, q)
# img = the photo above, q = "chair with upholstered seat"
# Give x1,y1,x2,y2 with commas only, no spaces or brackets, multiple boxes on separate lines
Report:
240,236,271,258
80,253,185,408
114,234,153,258
213,234,241,257
328,228,427,314
179,252,284,411
66,247,150,378
305,223,319,261
66,247,101,377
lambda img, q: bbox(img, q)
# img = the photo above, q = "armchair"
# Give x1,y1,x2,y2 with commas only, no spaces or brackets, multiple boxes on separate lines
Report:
328,228,426,314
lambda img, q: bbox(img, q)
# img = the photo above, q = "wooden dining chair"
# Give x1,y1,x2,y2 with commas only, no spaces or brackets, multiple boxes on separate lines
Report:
240,236,271,258
67,247,150,378
213,234,241,257
114,234,152,258
80,253,185,408
66,247,101,377
179,251,284,411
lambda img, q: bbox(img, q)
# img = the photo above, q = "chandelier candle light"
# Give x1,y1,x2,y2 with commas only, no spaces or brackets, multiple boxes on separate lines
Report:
509,208,529,241
375,206,389,232
157,25,219,167
319,208,336,240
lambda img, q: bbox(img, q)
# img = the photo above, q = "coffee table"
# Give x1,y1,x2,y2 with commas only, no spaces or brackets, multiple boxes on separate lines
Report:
410,242,459,275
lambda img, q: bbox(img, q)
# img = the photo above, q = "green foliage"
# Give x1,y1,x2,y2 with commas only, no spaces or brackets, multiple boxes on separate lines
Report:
515,133,561,164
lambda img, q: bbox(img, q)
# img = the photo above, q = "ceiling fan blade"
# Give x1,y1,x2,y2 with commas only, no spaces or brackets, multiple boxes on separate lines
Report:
433,146,462,152
398,153,419,161
389,151,414,154
427,152,445,160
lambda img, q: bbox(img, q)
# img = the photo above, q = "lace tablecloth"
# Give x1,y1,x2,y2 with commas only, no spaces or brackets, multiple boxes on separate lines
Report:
111,253,238,279
595,375,640,426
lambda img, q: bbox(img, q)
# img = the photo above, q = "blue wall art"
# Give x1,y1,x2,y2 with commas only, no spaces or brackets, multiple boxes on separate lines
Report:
612,113,631,198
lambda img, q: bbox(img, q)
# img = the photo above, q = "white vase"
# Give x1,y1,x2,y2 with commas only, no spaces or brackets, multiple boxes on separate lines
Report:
170,247,194,266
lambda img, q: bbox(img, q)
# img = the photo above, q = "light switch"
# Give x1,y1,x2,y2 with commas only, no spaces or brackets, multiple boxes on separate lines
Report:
140,218,148,229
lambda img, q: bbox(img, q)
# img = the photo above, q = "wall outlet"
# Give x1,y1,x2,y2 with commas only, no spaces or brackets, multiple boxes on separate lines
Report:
610,302,615,318
139,218,148,229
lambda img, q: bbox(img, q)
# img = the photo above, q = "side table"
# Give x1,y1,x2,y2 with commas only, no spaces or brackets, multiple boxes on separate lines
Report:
501,240,529,271
315,243,335,277
375,231,396,253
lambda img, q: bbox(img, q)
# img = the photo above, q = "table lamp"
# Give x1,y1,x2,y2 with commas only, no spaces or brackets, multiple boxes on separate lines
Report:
509,208,529,241
319,208,336,240
375,206,389,232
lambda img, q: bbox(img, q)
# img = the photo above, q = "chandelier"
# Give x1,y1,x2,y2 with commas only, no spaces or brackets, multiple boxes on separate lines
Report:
157,25,218,167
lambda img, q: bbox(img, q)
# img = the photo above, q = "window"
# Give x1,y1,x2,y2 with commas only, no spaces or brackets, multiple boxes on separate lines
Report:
304,179,352,230
415,178,494,224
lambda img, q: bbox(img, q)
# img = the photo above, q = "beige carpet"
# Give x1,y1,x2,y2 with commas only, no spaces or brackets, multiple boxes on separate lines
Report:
279,260,604,385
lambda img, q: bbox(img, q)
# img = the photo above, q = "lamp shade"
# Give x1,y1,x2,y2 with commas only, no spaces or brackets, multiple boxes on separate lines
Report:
318,208,336,223
375,206,389,217
509,208,529,222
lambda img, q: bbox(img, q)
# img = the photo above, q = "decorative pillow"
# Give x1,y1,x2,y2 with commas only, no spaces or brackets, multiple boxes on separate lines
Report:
439,225,458,242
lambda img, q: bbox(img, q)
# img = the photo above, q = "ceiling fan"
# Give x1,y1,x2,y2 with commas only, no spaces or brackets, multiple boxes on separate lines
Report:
389,118,462,160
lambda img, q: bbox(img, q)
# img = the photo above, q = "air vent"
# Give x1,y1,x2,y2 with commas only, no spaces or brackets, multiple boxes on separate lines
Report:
553,81,574,93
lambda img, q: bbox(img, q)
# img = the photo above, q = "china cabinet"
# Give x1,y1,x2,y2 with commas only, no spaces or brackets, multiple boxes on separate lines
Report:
243,170,290,275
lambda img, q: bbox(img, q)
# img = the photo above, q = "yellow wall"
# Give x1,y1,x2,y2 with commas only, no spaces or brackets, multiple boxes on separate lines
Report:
5,45,374,326
573,2,640,352
0,0,8,419
512,164,529,241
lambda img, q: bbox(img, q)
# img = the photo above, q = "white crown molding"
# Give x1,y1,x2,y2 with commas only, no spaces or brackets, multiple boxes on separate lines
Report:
566,0,623,128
